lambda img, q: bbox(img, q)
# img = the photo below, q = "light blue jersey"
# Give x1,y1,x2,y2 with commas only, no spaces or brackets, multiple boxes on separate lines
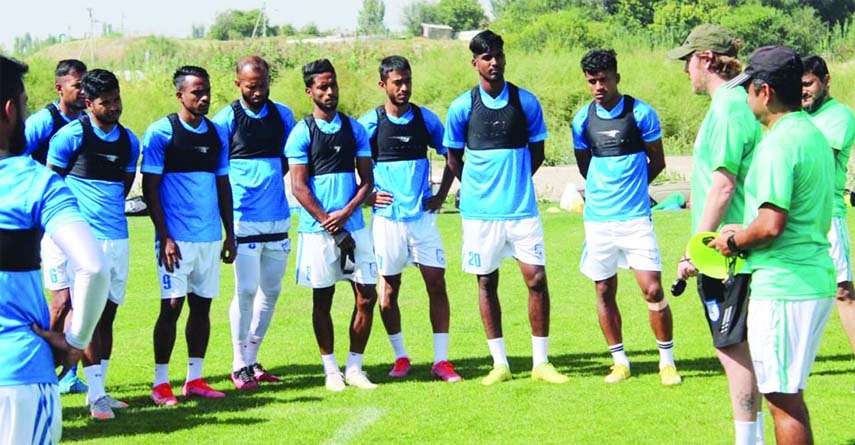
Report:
212,101,295,223
444,83,547,220
0,156,83,386
140,116,229,242
359,105,445,221
572,95,662,222
284,113,371,233
23,102,76,157
47,120,140,240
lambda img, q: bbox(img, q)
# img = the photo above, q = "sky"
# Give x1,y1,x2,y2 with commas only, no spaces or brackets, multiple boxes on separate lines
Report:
1,0,494,51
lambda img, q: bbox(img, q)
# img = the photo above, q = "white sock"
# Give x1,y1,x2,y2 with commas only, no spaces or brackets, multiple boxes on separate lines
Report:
734,421,757,445
154,364,170,387
100,359,110,385
345,352,363,376
433,333,449,364
388,332,408,359
609,343,630,367
532,336,549,367
232,340,247,372
245,334,262,366
321,353,339,375
186,357,203,382
487,337,509,367
657,340,675,368
83,365,105,402
756,411,765,445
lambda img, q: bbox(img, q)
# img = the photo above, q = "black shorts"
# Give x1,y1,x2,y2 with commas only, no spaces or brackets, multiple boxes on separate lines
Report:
697,273,750,348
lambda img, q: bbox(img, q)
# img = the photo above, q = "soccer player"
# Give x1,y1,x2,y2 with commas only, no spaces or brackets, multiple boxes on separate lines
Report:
444,30,568,385
46,69,140,419
23,59,90,395
358,55,460,382
285,59,379,392
669,24,763,444
141,66,236,406
571,49,681,386
212,56,295,390
712,46,835,445
0,55,108,444
801,54,855,392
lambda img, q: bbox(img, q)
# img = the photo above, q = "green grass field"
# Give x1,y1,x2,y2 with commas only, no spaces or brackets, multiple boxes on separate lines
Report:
57,209,855,445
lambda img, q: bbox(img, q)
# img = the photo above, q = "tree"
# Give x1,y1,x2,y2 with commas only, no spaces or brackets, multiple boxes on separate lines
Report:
358,0,387,35
208,9,276,40
191,24,206,39
436,0,486,31
403,1,441,36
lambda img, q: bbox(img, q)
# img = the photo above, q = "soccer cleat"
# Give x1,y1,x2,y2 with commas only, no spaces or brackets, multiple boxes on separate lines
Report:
481,364,512,386
91,394,128,409
345,370,378,390
89,395,116,420
388,357,412,378
531,362,569,384
150,383,179,406
251,363,282,383
431,360,462,382
659,365,683,386
325,372,346,392
604,364,631,383
182,378,226,398
58,373,88,394
231,366,258,390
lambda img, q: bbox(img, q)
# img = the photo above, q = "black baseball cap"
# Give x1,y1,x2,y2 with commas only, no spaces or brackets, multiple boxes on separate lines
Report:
731,45,803,89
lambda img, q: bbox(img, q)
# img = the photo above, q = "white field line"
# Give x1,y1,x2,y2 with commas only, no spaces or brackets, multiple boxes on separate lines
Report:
324,407,388,445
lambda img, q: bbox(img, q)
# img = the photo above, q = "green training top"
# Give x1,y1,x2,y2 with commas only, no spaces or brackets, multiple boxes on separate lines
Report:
807,98,855,218
691,84,762,233
743,111,836,300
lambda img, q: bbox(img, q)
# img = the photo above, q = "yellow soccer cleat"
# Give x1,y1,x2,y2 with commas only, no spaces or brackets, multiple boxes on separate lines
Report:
531,362,569,384
481,364,512,386
659,365,683,386
604,364,631,383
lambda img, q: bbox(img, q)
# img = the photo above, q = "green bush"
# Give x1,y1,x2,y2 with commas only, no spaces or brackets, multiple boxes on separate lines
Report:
496,8,610,52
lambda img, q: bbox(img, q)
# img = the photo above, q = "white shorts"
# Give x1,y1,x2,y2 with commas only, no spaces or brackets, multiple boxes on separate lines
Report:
828,216,852,283
748,298,834,394
0,383,61,445
40,235,69,291
372,213,446,276
295,228,377,288
155,240,221,299
69,239,129,305
461,217,546,275
580,216,662,281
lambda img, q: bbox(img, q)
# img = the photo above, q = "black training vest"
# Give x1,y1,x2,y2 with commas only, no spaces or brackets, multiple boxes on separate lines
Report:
228,100,286,160
0,228,40,271
465,82,528,150
370,105,430,162
583,95,646,158
32,103,69,165
304,113,356,177
67,115,131,182
163,114,222,173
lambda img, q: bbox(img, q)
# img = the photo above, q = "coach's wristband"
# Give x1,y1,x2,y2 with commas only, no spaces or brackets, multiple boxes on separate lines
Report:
726,234,741,255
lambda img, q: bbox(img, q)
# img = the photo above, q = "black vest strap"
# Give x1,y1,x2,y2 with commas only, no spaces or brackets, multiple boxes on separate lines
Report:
304,113,357,177
228,100,286,160
584,95,646,158
236,232,289,244
465,82,529,150
32,103,68,165
163,114,222,173
370,104,430,162
67,115,131,182
0,228,41,271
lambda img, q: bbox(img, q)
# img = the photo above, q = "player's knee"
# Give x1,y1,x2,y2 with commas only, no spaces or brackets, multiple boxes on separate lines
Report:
525,270,547,293
647,297,669,312
642,283,664,303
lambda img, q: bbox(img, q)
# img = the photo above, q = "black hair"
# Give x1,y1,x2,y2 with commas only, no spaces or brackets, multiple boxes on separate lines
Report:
379,55,411,81
469,30,504,55
581,49,618,74
54,59,86,81
302,59,336,88
751,75,803,110
173,66,209,91
802,55,829,80
1,56,28,110
236,55,270,75
81,69,119,100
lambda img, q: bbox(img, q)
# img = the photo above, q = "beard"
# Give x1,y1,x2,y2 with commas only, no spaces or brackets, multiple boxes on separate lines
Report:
804,89,828,114
9,115,26,155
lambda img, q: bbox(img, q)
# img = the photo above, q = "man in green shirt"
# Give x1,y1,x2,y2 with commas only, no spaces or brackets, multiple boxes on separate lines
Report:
801,54,855,393
712,46,836,445
669,24,763,445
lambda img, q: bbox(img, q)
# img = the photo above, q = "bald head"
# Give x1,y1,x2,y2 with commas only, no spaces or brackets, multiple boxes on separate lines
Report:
235,56,271,112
